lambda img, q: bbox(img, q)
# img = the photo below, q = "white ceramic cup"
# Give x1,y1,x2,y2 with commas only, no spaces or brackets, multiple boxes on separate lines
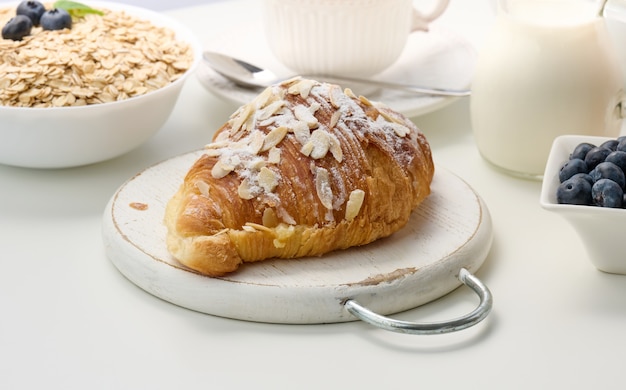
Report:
262,0,450,78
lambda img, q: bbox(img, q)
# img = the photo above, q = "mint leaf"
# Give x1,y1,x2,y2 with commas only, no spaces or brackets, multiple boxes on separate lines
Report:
53,1,104,17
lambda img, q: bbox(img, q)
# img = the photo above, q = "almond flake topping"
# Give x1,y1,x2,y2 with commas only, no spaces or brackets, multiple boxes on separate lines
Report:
345,189,365,221
301,129,332,159
279,76,302,88
254,86,274,109
229,104,253,132
300,140,313,157
248,159,267,170
262,208,279,228
344,88,358,99
204,138,225,149
267,147,281,164
242,110,256,131
257,100,286,120
374,115,410,138
329,110,342,129
211,158,235,179
378,108,405,126
391,123,410,137
315,167,333,209
237,178,258,200
328,85,342,108
358,95,373,107
262,126,289,151
288,78,316,98
294,103,320,128
292,121,311,145
248,130,265,154
258,167,279,193
195,180,210,197
328,132,343,162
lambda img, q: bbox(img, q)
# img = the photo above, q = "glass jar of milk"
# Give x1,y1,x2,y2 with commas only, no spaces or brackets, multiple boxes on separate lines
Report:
471,0,624,179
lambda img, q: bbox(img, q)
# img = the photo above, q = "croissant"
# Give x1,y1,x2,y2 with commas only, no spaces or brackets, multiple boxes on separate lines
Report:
164,78,434,276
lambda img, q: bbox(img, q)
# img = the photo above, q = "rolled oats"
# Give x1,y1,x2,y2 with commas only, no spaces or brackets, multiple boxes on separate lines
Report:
0,5,193,107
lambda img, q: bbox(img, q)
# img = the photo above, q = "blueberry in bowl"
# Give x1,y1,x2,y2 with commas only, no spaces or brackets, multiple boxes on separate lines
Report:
40,8,72,30
540,135,626,274
16,1,45,26
1,14,32,40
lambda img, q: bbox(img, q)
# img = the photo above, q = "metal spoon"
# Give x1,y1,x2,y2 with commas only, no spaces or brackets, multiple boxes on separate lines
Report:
203,51,471,97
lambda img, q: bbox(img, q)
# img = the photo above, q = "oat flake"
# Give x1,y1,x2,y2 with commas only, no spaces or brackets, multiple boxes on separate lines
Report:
0,5,193,107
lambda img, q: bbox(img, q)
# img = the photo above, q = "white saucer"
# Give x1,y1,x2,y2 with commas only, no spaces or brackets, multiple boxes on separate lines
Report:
197,23,476,118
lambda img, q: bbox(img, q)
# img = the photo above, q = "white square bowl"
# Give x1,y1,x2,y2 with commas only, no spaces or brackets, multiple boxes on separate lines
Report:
540,135,626,274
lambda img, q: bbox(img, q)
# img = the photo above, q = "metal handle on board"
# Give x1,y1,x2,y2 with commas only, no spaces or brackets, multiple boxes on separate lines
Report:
343,268,493,335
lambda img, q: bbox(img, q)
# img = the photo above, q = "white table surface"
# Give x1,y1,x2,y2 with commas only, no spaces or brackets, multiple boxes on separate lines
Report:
2,1,626,389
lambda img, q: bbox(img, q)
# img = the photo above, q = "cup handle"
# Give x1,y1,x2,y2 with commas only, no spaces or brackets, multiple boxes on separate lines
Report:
411,0,450,31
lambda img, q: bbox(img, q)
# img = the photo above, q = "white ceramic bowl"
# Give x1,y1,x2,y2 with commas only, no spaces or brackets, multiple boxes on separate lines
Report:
540,135,626,274
0,1,202,168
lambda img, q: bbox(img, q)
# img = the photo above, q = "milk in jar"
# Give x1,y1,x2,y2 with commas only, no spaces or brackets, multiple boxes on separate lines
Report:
471,0,623,179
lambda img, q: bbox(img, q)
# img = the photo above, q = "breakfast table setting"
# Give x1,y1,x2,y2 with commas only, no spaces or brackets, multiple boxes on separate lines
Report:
2,0,626,388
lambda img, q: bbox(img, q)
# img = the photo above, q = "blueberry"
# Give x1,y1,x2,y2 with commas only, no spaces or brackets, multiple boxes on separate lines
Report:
605,151,626,173
16,1,45,26
570,142,595,160
2,15,32,41
584,146,612,170
40,8,72,31
600,139,619,151
589,161,626,189
559,158,588,182
617,137,626,152
592,178,623,208
557,176,593,205
570,172,593,186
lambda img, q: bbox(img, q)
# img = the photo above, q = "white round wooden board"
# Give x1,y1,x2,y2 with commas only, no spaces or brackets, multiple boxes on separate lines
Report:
102,150,493,324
